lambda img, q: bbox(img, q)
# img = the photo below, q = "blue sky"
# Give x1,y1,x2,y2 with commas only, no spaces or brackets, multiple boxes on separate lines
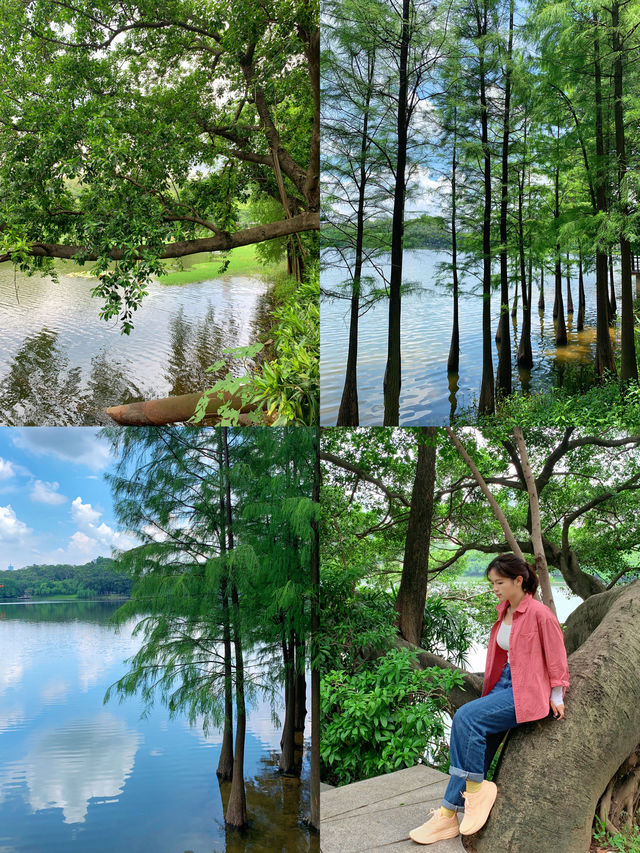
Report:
0,429,136,571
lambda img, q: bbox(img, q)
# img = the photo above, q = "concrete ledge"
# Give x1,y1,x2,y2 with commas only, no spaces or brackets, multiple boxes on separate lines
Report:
321,765,465,852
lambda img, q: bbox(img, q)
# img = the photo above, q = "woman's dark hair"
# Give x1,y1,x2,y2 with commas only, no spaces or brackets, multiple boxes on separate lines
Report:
485,554,539,595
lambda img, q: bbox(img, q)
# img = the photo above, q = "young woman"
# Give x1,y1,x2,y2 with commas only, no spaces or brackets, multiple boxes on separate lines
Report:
410,553,570,845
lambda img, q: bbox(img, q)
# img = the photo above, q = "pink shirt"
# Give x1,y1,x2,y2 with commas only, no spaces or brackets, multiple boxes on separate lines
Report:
482,593,570,724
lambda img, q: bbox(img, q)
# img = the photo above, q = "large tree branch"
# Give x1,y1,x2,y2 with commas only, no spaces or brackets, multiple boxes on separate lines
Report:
320,451,411,507
446,428,525,560
0,212,319,264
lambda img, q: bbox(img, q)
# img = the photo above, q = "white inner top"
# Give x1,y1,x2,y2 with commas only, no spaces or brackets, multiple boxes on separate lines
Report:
496,620,512,656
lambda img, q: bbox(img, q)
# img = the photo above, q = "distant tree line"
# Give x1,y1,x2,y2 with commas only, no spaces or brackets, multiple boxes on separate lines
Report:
321,214,451,251
0,557,133,600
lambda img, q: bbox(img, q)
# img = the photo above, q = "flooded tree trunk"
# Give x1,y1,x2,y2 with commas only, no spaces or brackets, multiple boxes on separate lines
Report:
337,48,377,426
566,251,573,315
226,583,247,828
538,265,545,311
223,429,247,829
496,0,514,401
383,0,410,426
609,252,617,318
612,0,638,382
217,578,235,781
594,23,617,379
394,427,437,645
478,0,495,415
554,163,567,346
294,637,306,767
448,104,460,375
279,632,298,775
518,158,533,368
577,245,586,331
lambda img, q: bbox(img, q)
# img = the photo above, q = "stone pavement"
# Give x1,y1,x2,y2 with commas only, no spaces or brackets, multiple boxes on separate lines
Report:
321,765,465,852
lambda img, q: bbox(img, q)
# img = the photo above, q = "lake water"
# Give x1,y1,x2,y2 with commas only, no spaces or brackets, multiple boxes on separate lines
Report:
321,250,628,425
0,265,269,426
0,601,316,853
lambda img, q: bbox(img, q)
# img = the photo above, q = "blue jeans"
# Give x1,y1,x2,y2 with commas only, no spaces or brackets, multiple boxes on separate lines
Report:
442,664,517,811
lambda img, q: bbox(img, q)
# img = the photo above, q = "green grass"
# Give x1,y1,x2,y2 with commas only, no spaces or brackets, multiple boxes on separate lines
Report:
157,244,286,285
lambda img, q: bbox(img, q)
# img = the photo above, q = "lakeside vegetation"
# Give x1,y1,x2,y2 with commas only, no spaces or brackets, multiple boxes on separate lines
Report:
321,214,451,251
0,557,132,601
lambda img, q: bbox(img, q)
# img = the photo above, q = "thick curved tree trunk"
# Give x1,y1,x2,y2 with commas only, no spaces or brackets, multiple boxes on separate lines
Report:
472,581,640,853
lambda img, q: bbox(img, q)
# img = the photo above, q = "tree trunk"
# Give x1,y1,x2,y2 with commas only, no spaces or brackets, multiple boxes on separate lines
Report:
566,251,574,315
496,0,514,400
383,0,410,426
517,158,533,368
577,245,586,331
609,252,617,318
394,427,437,645
538,265,545,311
612,0,638,383
478,0,495,416
473,581,640,853
337,47,377,426
226,582,248,828
217,580,235,781
512,428,556,614
279,633,298,775
309,427,320,832
448,103,460,374
554,160,567,346
446,428,524,561
222,428,247,829
594,22,617,378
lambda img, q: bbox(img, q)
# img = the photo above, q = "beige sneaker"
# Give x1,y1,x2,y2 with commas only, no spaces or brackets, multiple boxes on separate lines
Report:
409,808,460,844
459,780,498,835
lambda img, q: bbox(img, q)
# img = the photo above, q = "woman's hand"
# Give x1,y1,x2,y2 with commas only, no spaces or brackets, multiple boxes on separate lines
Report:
550,701,565,720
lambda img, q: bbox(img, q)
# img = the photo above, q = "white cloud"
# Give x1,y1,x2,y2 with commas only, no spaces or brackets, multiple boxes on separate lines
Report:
69,531,97,553
0,506,31,542
0,459,16,481
67,499,137,558
30,480,67,505
71,497,102,528
12,428,112,472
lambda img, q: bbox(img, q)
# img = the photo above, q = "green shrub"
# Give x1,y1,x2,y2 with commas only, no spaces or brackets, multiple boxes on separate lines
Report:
321,648,464,787
192,267,319,426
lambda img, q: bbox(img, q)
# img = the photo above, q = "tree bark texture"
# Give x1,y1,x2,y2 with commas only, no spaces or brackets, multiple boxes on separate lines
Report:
394,427,437,645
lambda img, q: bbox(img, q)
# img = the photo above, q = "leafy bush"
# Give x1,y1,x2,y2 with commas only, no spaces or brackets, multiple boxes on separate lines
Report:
191,267,319,426
321,648,464,787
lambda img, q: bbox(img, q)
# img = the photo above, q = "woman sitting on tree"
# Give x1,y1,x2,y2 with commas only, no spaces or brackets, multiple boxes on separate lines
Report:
410,553,570,845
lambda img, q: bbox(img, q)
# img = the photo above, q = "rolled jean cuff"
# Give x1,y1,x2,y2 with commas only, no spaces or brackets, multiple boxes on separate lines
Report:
449,764,484,783
442,798,465,813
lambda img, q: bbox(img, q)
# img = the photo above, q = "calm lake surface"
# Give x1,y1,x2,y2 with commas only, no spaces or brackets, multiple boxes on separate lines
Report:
0,264,269,426
0,601,316,853
321,249,629,425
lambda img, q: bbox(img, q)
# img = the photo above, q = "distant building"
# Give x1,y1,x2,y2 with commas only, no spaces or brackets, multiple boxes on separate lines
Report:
7,565,14,572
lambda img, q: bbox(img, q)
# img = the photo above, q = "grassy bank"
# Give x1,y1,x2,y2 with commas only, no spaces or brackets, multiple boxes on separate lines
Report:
158,244,286,285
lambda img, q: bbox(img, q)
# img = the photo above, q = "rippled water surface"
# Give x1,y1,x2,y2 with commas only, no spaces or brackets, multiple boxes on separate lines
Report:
0,264,268,425
0,601,315,853
321,250,629,425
